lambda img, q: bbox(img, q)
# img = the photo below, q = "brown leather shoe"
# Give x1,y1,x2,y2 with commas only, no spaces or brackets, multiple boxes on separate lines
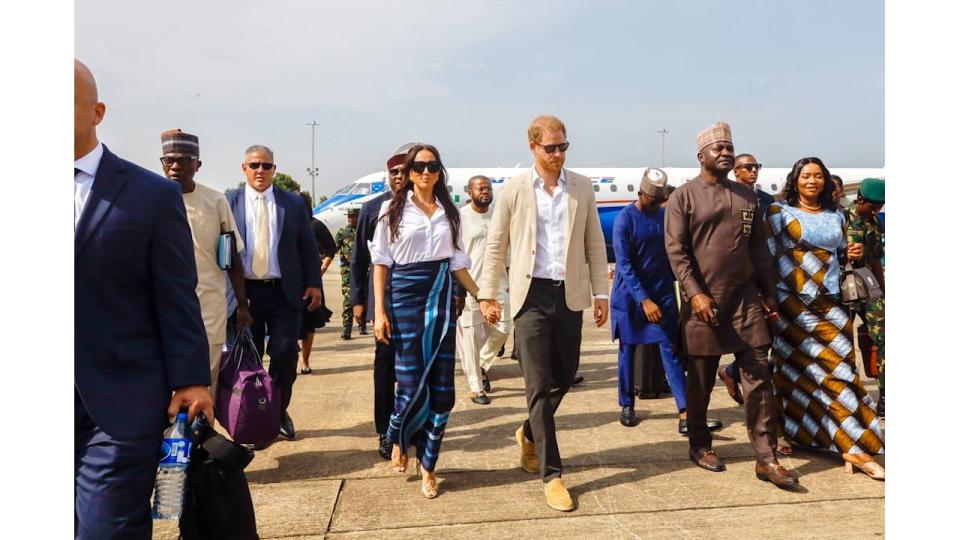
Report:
689,448,726,472
755,461,800,488
717,367,744,405
516,425,539,474
544,478,574,512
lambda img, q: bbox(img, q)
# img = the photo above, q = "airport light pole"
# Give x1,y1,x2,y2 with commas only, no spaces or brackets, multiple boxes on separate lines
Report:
306,120,320,203
658,128,669,167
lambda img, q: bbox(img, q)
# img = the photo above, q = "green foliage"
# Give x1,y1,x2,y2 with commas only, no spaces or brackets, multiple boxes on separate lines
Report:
229,172,302,193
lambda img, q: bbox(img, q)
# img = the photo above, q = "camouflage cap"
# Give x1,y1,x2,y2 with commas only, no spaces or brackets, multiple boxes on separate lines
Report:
346,207,360,216
858,178,885,204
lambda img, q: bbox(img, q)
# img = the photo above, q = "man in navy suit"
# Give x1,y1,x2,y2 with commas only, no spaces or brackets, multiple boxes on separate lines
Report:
226,146,322,442
74,60,214,539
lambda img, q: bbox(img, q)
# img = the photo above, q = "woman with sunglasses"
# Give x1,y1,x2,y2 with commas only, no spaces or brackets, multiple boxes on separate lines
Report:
370,143,480,499
765,157,885,480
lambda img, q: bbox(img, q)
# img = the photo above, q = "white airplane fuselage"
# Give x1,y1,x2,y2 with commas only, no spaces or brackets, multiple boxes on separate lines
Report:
314,166,884,262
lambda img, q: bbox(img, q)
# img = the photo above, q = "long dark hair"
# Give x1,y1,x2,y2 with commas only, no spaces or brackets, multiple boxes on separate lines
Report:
383,144,460,248
781,157,838,211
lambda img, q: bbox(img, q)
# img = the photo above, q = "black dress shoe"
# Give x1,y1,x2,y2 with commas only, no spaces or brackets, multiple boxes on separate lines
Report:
679,418,724,435
359,326,368,335
689,448,726,472
481,369,491,393
340,328,352,340
377,434,392,460
571,375,584,386
755,461,800,489
620,406,640,427
279,412,296,439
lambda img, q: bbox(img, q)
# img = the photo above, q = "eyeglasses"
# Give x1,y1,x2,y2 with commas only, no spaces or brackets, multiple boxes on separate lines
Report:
735,163,762,171
409,161,442,174
246,162,275,171
388,167,403,177
536,142,570,154
160,156,198,167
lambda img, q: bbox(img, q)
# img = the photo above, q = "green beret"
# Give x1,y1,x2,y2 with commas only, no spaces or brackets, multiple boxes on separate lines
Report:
858,178,884,204
346,207,360,216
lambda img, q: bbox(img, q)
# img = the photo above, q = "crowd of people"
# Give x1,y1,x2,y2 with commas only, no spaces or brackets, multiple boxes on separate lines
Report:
74,58,885,537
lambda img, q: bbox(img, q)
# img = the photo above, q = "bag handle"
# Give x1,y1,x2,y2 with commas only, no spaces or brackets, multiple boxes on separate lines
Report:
220,328,265,374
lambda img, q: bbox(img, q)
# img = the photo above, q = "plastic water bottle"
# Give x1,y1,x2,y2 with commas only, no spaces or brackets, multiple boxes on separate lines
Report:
151,411,193,520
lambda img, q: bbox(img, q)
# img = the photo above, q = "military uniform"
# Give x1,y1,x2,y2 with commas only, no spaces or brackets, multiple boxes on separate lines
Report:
846,205,885,390
335,222,357,335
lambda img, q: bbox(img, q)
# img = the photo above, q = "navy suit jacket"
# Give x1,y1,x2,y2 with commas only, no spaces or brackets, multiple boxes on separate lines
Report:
75,145,210,440
226,186,322,309
350,191,391,315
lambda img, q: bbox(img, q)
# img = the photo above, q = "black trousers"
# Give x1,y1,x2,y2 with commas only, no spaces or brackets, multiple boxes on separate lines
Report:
373,340,397,435
247,280,302,414
515,279,583,483
686,346,777,463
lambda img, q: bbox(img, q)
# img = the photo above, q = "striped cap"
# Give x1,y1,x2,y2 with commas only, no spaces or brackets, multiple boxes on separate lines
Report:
161,128,199,157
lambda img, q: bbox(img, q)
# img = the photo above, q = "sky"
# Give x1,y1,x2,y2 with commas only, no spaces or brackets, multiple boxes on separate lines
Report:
75,0,883,197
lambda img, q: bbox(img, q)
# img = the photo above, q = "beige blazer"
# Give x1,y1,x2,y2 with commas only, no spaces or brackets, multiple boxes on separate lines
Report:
478,168,608,319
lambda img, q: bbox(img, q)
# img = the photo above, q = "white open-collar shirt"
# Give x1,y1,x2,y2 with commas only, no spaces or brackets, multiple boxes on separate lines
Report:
531,166,569,281
370,190,471,271
74,142,103,228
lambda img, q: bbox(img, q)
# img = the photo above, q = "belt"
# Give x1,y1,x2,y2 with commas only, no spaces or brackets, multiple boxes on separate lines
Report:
247,278,281,286
531,277,564,287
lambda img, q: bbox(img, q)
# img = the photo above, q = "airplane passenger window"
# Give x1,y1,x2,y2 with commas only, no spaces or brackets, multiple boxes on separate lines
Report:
610,184,618,192
627,184,634,192
771,183,778,191
593,185,599,192
447,185,453,193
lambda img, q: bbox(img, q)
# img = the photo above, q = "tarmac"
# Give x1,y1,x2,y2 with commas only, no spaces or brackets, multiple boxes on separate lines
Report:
155,270,885,539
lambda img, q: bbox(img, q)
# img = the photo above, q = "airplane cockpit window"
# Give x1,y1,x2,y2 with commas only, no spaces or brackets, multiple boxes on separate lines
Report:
610,184,618,192
333,184,354,196
353,183,371,195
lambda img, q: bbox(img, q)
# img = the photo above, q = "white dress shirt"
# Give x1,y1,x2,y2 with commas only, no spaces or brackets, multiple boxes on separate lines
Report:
531,167,569,280
370,191,471,271
460,204,510,325
242,183,281,279
74,142,103,228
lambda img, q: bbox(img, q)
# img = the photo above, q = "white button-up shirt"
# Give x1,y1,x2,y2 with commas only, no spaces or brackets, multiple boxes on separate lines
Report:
531,167,568,280
74,142,103,228
370,191,471,271
242,183,281,279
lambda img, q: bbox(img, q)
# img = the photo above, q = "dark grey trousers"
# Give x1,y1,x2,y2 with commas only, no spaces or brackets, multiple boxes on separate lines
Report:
515,279,584,483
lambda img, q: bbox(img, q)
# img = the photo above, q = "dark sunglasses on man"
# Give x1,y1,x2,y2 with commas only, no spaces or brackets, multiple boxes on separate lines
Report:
536,142,570,154
735,163,762,171
388,167,403,177
409,161,442,174
246,162,275,171
160,156,198,167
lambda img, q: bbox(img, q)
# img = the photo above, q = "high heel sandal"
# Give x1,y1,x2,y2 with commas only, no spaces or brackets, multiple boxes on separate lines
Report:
391,444,408,473
416,459,438,499
842,454,885,481
776,436,794,456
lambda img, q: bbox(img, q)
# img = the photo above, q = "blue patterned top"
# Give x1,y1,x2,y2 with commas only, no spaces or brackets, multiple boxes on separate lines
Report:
767,203,846,296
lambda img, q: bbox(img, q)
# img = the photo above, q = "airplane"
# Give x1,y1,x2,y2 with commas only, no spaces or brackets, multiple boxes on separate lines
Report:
313,166,884,261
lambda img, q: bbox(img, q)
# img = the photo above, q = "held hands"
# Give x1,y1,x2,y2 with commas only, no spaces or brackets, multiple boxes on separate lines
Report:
455,296,465,319
641,299,662,323
691,294,719,326
374,311,392,344
353,304,366,327
594,297,609,327
480,299,502,325
168,385,214,424
847,242,864,261
303,287,322,311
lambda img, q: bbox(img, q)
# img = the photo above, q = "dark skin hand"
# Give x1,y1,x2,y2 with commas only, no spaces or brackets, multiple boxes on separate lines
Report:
642,299,663,323
691,293,718,325
353,304,366,326
455,296,465,318
304,287,323,311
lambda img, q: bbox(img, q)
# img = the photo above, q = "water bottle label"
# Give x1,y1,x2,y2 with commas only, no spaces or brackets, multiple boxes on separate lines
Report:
159,438,192,465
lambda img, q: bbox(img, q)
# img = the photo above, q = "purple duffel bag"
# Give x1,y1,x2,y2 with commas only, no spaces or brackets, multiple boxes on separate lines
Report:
216,331,281,445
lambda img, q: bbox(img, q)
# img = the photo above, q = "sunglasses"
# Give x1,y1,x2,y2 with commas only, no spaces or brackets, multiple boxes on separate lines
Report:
409,161,442,174
160,156,198,167
736,163,762,171
246,162,275,171
537,142,570,154
388,167,403,177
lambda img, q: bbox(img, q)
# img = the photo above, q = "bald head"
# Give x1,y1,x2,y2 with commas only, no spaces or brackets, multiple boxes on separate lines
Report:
75,59,105,159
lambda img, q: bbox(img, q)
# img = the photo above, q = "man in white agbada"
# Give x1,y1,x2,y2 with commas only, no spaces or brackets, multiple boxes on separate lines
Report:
457,175,512,404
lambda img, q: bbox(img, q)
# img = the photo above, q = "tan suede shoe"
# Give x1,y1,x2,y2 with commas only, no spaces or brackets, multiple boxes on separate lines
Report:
516,425,539,473
544,478,574,512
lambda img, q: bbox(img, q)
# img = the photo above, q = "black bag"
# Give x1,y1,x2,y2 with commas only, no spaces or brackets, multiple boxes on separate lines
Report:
179,418,259,540
633,344,671,399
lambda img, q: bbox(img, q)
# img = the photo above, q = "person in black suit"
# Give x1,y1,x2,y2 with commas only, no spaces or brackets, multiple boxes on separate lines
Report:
350,142,416,459
74,59,213,540
226,146,323,442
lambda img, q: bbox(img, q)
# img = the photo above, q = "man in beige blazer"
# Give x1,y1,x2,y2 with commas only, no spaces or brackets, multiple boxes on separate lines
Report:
479,115,609,512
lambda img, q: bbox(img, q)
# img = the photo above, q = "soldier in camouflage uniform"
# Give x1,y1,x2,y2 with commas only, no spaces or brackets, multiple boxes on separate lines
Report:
846,178,885,416
336,208,361,340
